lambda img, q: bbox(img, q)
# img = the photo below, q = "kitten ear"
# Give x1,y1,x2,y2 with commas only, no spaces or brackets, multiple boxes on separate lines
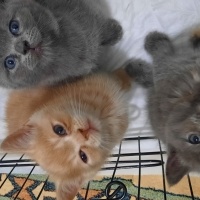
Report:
145,31,174,56
56,180,81,200
166,148,189,186
1,124,35,153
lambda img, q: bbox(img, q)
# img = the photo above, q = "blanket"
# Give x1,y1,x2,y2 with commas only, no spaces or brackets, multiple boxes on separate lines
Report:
0,174,199,200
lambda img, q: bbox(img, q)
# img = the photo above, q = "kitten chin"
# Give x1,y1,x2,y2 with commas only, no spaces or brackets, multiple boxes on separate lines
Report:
1,68,133,200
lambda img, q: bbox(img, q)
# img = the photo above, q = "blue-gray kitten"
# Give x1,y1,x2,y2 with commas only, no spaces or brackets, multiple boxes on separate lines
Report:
126,31,200,186
0,0,122,88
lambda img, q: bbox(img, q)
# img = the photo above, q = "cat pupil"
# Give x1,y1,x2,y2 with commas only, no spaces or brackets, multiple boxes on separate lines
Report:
4,56,16,70
9,20,20,35
53,125,67,136
188,134,200,144
79,150,87,163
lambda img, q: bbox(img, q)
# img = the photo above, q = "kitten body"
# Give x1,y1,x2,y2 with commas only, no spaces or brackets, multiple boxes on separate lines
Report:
126,31,200,186
0,0,122,88
1,68,132,200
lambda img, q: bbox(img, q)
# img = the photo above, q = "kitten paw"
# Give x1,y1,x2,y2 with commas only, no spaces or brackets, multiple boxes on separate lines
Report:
125,59,153,87
101,19,123,46
145,31,174,56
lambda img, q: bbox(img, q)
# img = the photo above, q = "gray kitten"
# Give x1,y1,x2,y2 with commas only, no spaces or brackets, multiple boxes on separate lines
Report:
126,31,200,185
0,0,122,88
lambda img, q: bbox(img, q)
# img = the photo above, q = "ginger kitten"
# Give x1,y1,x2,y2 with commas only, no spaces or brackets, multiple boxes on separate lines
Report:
1,68,132,200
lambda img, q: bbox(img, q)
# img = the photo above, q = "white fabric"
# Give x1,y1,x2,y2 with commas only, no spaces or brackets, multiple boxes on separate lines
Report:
103,0,200,141
104,0,200,68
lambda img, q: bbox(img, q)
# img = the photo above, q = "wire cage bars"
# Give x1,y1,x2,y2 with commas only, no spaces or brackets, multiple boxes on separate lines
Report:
0,136,199,200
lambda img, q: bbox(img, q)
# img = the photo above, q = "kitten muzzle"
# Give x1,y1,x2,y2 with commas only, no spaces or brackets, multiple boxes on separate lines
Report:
30,43,43,57
79,119,98,139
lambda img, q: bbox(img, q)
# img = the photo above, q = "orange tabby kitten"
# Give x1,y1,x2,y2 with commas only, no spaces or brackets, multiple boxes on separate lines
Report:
1,68,132,200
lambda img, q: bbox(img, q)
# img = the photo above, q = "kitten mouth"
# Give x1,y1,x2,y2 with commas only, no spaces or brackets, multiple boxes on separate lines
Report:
79,119,98,139
30,43,43,57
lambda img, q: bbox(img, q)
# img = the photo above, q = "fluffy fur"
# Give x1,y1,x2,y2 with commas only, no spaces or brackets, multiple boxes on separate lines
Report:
0,0,122,88
126,31,200,186
1,68,132,200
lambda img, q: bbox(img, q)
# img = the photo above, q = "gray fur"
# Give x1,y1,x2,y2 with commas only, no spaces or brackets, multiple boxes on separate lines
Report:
147,31,200,185
125,59,153,87
126,31,200,185
0,0,122,88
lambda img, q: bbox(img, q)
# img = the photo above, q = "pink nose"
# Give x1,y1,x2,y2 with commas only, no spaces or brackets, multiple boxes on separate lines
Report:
78,128,89,139
78,120,97,139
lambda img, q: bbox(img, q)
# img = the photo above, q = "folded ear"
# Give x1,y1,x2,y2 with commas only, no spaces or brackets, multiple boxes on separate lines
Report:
1,124,35,153
56,180,81,200
166,147,189,186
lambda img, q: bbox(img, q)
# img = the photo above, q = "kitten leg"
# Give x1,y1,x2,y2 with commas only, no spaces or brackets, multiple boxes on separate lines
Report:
145,31,174,57
101,19,123,46
125,59,153,87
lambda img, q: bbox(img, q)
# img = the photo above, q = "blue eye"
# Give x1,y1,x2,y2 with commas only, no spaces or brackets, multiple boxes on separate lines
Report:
4,56,16,70
9,20,20,35
188,134,200,144
53,125,67,136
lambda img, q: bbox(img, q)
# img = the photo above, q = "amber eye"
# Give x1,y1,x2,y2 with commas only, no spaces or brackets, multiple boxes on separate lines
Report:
53,125,67,136
79,150,88,163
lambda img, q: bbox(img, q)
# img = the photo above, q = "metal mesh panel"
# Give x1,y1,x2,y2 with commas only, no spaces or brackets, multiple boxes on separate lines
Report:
0,136,198,199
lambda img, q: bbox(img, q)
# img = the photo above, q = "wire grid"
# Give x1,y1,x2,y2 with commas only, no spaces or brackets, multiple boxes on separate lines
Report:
0,136,198,200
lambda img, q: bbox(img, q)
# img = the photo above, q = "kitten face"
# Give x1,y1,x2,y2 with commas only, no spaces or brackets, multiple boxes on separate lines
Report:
1,71,130,199
29,109,108,180
133,31,200,186
0,0,104,88
154,67,200,185
2,107,111,180
2,98,126,184
1,106,114,199
0,0,61,87
0,0,123,89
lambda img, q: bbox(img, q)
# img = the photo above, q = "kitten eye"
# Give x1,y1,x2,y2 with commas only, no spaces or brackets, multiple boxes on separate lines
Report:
53,125,67,136
9,20,20,36
4,56,16,70
188,134,200,144
79,150,88,163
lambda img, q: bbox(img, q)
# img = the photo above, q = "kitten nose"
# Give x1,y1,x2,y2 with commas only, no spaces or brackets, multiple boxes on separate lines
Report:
79,128,89,139
15,40,30,55
78,120,97,139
